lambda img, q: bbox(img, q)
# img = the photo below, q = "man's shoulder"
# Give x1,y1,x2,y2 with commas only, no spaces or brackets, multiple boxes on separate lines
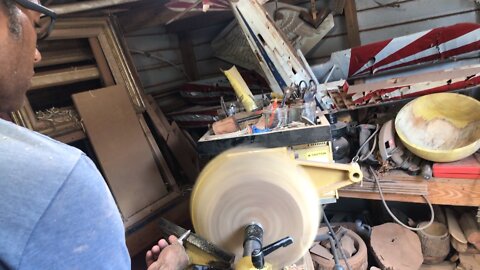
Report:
0,119,82,164
0,120,92,269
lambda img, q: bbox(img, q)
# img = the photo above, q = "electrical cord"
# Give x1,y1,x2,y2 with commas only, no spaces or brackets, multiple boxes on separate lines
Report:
350,121,434,231
360,131,377,161
352,124,380,162
369,167,435,231
322,205,352,270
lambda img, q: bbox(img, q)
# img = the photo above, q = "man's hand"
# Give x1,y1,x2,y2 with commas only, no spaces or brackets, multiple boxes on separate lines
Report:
146,235,189,270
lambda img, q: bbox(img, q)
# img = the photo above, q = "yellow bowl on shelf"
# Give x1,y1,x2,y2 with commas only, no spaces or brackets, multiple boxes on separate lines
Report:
395,93,480,162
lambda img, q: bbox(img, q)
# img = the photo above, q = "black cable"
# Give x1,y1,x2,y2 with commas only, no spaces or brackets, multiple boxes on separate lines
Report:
322,205,352,270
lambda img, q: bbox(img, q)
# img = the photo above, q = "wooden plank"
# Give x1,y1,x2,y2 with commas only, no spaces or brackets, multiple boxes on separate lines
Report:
48,27,102,39
35,48,93,68
88,37,115,86
54,130,86,144
178,32,199,81
144,96,199,183
342,180,427,195
339,175,480,206
166,121,199,182
30,65,100,91
137,115,179,192
347,65,480,94
72,85,169,221
344,0,361,47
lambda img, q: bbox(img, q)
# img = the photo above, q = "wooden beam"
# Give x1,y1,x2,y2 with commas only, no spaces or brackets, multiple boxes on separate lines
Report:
30,65,100,91
178,32,198,81
344,0,361,47
339,174,480,206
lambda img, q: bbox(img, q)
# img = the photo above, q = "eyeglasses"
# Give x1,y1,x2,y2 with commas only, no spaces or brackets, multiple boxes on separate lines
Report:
14,0,57,40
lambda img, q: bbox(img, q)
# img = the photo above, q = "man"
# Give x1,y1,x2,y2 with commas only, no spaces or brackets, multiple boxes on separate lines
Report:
0,1,188,269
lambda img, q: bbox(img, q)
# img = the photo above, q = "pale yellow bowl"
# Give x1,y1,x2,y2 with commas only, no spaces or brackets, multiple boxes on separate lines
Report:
395,93,480,162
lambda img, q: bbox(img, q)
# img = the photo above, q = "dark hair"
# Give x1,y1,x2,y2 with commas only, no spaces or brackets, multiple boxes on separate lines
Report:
1,0,22,37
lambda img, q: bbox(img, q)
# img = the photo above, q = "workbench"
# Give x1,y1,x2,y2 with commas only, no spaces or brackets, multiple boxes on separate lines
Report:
339,171,480,207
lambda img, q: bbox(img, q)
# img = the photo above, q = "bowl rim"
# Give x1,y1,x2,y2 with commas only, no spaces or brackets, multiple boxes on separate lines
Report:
394,93,480,154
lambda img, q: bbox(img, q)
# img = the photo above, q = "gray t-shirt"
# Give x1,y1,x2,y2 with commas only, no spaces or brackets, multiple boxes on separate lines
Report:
0,119,130,269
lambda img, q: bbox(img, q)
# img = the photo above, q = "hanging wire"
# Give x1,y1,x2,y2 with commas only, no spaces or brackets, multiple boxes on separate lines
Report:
351,124,380,163
369,167,435,231
350,122,435,231
129,49,191,81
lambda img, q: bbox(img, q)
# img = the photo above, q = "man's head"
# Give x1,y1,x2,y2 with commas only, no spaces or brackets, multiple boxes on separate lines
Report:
0,0,56,114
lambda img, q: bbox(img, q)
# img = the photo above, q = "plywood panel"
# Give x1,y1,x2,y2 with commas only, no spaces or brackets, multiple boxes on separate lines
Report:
138,67,186,88
125,25,167,37
307,35,350,59
356,0,413,11
357,0,477,31
126,33,179,51
72,85,168,219
144,81,185,95
131,49,183,69
327,15,348,36
360,12,479,43
196,58,232,78
189,24,226,46
193,43,215,61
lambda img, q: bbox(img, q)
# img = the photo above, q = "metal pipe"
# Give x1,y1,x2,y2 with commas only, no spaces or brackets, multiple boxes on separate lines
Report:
51,0,141,15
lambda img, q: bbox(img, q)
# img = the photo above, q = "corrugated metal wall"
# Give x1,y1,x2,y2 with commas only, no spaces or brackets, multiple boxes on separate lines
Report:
123,0,479,113
126,27,183,94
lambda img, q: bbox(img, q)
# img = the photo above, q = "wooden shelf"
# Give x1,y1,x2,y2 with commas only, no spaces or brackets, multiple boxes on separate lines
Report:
339,171,480,207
